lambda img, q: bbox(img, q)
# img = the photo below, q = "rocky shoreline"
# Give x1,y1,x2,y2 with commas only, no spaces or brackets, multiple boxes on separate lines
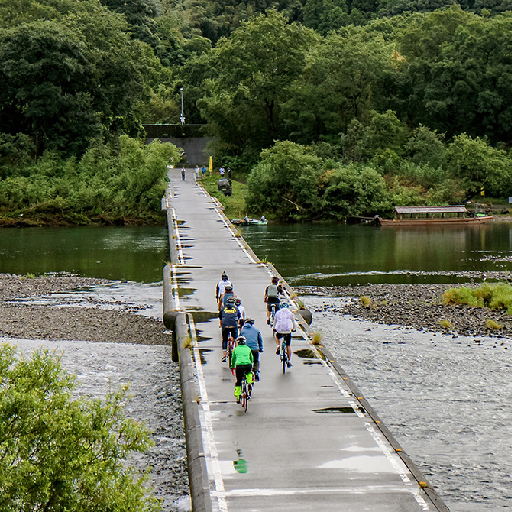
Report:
299,281,512,338
0,274,189,511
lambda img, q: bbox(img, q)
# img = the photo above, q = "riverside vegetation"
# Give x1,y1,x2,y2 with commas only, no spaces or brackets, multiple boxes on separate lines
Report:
3,2,512,223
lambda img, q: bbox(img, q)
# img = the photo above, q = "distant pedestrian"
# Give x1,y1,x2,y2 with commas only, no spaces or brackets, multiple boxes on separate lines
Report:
202,166,206,178
219,166,225,177
181,167,186,180
227,167,232,179
195,165,200,179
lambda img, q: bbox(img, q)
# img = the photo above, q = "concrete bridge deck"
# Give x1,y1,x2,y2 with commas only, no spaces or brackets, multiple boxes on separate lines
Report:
163,168,449,512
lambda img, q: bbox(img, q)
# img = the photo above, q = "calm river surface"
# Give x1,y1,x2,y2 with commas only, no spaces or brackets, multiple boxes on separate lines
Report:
3,222,512,511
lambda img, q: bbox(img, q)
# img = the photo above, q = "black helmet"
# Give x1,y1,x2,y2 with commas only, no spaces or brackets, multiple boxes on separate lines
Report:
245,318,254,324
226,296,236,304
222,272,228,280
235,298,241,306
236,336,247,345
272,276,279,284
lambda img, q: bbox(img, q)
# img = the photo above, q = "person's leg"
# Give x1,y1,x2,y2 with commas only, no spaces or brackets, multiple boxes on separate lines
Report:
222,329,228,361
252,349,260,376
285,333,292,366
275,332,282,354
234,366,244,401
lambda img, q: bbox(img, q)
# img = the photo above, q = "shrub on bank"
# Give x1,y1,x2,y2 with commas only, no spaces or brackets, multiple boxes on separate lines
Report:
0,137,180,226
443,283,512,314
0,345,159,511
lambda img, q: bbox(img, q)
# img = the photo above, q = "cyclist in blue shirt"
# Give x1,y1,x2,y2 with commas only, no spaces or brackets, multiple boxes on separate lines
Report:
240,318,263,381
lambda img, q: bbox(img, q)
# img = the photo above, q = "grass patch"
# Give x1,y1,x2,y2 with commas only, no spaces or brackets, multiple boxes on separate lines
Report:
486,319,503,330
443,283,512,314
199,174,248,220
360,296,372,308
311,331,323,345
438,319,453,330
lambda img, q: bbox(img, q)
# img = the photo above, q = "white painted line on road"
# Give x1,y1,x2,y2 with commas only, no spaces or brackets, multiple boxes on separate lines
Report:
170,265,181,311
172,208,185,265
189,318,229,512
219,485,430,498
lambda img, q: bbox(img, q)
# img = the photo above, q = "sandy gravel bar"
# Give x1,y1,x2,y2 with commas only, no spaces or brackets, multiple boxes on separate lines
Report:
0,274,189,511
300,282,512,338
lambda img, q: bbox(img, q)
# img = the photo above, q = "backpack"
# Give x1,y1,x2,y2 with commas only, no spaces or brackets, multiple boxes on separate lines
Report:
221,305,238,327
266,284,278,299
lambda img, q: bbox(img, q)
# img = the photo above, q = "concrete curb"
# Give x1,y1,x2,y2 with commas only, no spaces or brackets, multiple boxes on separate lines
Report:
176,312,213,512
163,193,213,512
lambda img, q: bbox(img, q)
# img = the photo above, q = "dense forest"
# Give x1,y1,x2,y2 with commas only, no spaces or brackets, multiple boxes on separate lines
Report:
1,0,512,223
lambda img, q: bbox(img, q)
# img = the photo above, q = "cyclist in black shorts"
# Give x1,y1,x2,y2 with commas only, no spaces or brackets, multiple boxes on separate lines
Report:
264,276,280,325
273,302,298,367
220,297,240,362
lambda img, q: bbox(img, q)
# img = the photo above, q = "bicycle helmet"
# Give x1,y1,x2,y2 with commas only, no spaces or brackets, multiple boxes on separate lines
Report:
236,336,247,345
272,276,279,284
226,296,236,304
244,318,254,324
222,272,228,280
280,302,290,309
235,298,241,306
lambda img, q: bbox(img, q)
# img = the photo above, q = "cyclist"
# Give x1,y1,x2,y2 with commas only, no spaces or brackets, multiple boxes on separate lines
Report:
230,336,254,403
240,318,263,381
218,285,236,311
273,302,298,368
264,276,280,324
236,298,246,327
220,296,240,362
215,272,231,301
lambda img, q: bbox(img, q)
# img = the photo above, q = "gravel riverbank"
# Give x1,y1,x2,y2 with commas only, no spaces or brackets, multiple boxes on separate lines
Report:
0,274,189,511
298,280,512,338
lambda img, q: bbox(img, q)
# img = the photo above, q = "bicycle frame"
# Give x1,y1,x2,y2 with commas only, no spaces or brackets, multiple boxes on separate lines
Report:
269,303,278,326
281,338,288,374
240,373,252,412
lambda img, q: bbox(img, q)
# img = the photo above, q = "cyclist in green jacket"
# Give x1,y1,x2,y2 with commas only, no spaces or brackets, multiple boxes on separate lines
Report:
230,336,254,403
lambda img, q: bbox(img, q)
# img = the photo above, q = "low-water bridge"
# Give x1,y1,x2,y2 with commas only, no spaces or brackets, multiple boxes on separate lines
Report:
162,168,450,512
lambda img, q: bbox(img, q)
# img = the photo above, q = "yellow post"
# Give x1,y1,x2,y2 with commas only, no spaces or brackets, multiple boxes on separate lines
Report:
209,156,213,175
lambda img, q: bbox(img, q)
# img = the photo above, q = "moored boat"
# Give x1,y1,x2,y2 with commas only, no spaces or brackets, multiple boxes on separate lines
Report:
231,217,267,226
377,206,493,226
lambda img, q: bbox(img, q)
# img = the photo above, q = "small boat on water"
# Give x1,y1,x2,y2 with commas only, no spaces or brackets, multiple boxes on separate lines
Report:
231,217,267,226
377,205,493,226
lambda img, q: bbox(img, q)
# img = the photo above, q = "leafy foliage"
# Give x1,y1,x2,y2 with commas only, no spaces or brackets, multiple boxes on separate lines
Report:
0,137,179,225
0,344,159,511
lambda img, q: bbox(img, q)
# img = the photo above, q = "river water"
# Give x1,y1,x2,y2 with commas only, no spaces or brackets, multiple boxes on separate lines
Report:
2,222,512,511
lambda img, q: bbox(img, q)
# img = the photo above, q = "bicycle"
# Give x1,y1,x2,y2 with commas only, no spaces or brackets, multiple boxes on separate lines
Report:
280,337,288,374
269,302,278,327
227,334,236,373
239,372,252,413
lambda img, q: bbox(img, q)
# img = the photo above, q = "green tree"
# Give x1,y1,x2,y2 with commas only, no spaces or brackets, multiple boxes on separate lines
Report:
100,0,159,46
321,163,391,218
0,1,164,155
283,27,396,144
246,141,324,219
0,344,159,511
0,21,101,155
445,133,512,197
340,110,409,164
199,10,318,164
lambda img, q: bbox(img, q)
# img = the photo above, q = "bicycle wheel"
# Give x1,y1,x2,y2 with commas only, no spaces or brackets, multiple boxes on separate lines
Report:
227,336,233,364
282,340,287,374
241,379,248,412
